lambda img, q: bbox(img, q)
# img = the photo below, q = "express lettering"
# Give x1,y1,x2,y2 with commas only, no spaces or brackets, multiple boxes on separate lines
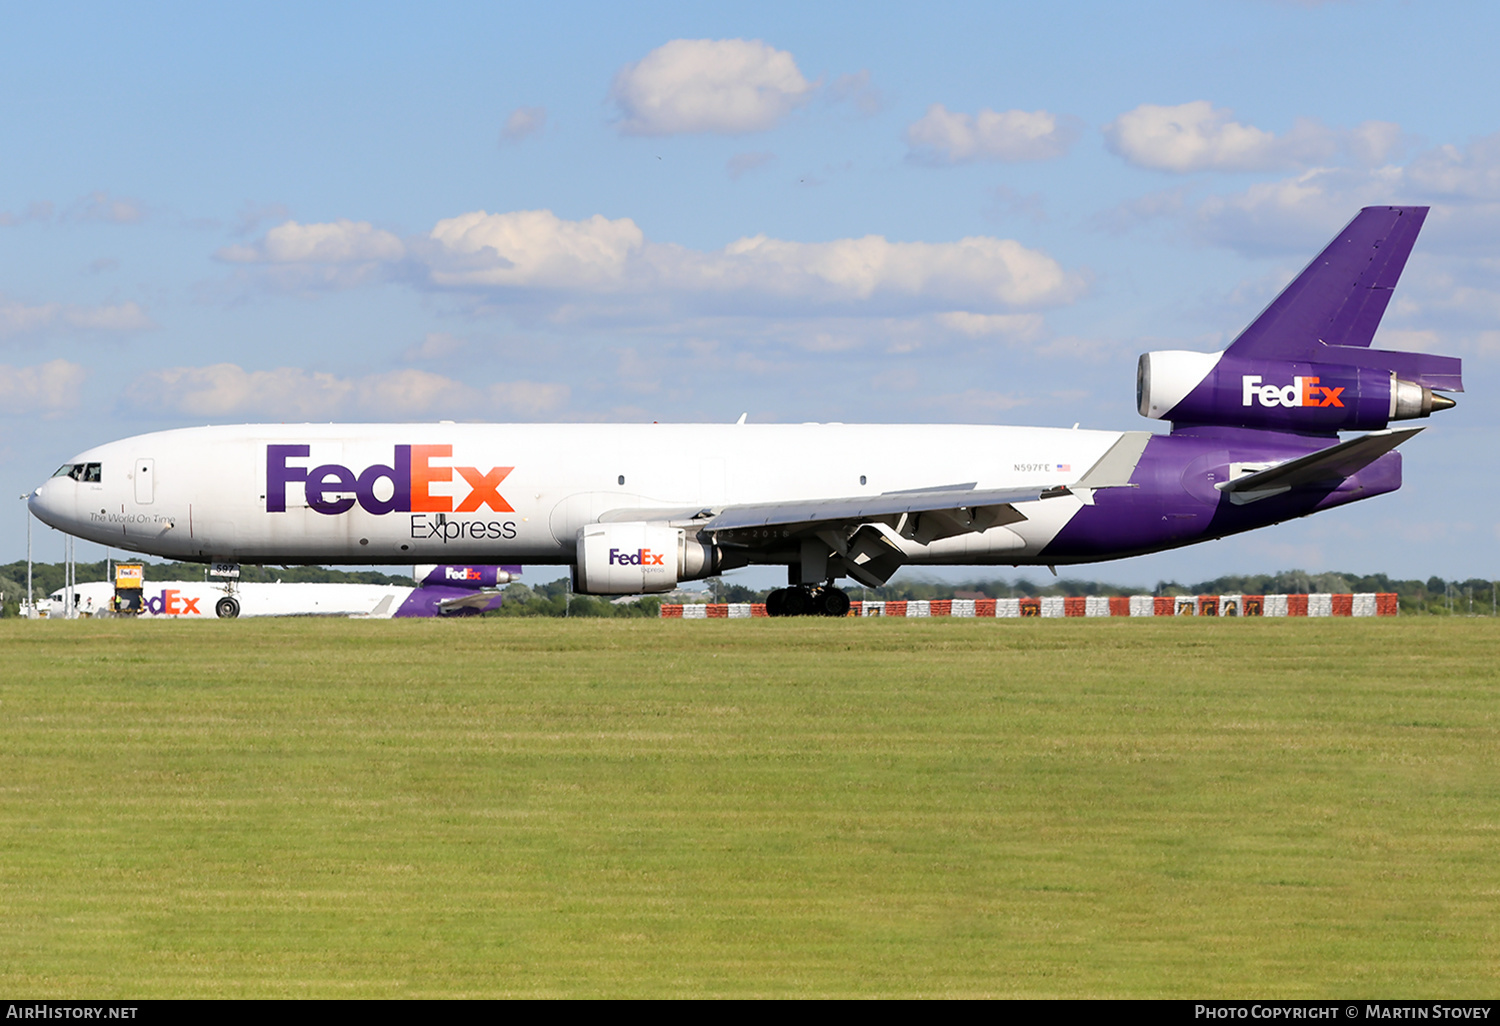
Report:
268,445,513,516
409,515,518,542
1240,375,1345,409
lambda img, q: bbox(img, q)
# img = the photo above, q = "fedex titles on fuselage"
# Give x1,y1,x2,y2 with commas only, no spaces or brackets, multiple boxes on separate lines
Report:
268,443,518,543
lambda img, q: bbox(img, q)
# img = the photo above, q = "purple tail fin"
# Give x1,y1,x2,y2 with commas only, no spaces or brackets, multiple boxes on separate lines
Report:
1227,206,1427,358
414,564,522,589
1137,207,1462,433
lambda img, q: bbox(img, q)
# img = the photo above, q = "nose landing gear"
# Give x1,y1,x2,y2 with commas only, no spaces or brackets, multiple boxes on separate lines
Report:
765,584,851,618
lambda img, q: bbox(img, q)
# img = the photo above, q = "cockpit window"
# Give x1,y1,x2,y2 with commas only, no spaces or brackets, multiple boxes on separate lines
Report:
51,463,101,482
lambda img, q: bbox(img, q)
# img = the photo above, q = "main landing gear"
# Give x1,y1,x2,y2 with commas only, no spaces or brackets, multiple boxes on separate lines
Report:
764,584,852,618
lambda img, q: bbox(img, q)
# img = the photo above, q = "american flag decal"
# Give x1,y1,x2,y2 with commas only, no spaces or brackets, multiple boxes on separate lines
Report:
1057,463,1071,472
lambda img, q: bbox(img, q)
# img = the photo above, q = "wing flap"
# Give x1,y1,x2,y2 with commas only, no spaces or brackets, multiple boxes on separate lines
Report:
701,484,1050,535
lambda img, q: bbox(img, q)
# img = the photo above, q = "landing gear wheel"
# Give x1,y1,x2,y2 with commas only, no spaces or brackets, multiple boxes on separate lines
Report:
766,589,788,617
781,588,811,617
216,597,240,619
819,587,851,618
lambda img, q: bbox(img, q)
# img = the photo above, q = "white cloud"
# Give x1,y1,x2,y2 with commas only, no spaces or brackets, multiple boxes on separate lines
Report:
219,219,404,264
71,191,146,224
1404,133,1500,200
423,209,644,289
411,209,1085,311
1105,101,1342,173
906,104,1079,164
727,151,776,180
128,363,570,420
0,359,88,415
1182,134,1500,256
402,332,470,362
0,201,54,226
63,301,155,332
679,233,1085,309
1190,166,1398,253
501,106,547,143
829,70,884,116
1345,120,1406,166
215,219,406,290
913,388,1036,416
610,38,814,136
223,209,1089,335
0,296,155,337
0,299,58,336
934,312,1046,340
233,201,293,237
1090,185,1193,235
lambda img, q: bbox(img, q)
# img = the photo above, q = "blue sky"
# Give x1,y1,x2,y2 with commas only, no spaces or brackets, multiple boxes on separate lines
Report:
5,0,1499,588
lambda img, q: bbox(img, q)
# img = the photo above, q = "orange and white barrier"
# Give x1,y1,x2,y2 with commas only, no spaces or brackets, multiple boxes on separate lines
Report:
660,593,1399,618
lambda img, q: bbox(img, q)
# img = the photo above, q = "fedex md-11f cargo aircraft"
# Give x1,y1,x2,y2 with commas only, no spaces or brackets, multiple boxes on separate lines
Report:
29,207,1461,616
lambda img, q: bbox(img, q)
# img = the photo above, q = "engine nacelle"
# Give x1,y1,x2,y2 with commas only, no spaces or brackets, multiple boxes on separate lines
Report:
572,521,719,595
1137,350,1453,431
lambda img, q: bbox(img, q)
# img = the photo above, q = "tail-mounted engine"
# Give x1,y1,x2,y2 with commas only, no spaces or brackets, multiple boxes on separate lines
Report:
1137,350,1456,432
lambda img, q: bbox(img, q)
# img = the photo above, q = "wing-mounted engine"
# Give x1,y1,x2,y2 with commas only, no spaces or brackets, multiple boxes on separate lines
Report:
573,521,722,595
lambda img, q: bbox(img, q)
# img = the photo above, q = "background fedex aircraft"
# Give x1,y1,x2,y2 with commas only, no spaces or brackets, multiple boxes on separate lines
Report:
28,208,1461,617
37,564,519,619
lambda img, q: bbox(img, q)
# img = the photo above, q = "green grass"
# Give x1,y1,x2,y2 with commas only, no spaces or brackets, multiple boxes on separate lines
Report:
1,617,1496,997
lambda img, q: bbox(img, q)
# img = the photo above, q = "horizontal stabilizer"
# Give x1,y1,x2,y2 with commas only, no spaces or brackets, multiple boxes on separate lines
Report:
435,589,505,612
1227,206,1427,359
1217,426,1423,504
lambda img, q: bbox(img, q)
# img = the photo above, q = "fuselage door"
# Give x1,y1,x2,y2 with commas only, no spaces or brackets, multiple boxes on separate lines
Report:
134,458,155,504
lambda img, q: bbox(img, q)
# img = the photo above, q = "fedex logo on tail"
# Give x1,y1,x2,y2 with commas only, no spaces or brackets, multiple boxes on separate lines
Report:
609,547,666,567
268,445,513,516
1241,375,1345,409
445,566,482,581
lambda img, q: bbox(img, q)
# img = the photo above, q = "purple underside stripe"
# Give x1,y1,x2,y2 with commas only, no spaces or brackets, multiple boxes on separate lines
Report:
1040,433,1403,562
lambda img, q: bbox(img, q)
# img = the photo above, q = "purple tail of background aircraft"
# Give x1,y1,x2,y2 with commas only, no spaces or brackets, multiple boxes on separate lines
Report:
396,563,523,617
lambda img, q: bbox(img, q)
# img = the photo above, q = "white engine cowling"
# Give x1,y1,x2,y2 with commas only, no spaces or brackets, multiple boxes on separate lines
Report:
573,522,718,594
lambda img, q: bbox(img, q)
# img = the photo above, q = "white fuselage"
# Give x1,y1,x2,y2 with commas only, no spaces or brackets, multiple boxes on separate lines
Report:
39,580,417,619
29,422,1123,567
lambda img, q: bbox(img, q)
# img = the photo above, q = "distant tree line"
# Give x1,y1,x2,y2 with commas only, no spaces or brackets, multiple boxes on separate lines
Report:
2,560,1496,618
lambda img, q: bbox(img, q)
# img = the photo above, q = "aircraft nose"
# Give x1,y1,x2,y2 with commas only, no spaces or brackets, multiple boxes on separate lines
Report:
27,479,64,529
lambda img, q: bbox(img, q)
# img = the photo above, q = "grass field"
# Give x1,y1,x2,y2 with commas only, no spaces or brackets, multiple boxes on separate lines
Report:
1,617,1496,998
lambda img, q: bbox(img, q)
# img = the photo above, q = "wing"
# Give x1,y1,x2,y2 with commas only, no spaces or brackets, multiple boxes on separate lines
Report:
595,432,1152,587
700,430,1152,540
1217,427,1423,505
